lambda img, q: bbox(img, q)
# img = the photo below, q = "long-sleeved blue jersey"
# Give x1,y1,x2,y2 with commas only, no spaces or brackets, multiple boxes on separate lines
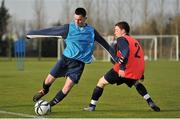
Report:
26,22,118,63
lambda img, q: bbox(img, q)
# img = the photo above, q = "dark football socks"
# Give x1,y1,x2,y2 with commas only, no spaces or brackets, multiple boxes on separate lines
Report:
135,82,148,96
135,82,156,105
43,81,51,94
89,86,104,107
49,90,66,106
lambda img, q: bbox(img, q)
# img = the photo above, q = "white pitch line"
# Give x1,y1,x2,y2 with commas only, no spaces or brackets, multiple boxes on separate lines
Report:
0,110,38,118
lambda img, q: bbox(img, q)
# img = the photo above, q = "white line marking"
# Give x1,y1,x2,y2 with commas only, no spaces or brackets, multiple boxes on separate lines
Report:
0,110,38,118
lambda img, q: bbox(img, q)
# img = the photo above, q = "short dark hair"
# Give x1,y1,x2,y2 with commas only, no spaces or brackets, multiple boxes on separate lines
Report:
115,21,130,34
75,7,86,17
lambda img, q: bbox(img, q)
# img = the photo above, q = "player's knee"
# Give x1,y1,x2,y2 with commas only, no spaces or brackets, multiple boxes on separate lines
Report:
134,81,140,88
97,76,109,88
62,86,72,94
62,78,74,94
45,74,56,84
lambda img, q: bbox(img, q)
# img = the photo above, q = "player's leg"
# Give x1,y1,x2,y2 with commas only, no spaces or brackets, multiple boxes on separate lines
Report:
33,74,55,102
33,57,66,102
49,77,74,106
134,81,160,112
83,69,118,111
83,76,109,111
49,58,85,107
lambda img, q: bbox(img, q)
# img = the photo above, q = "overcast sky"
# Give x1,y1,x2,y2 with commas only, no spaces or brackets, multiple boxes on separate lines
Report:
0,0,179,26
1,0,63,25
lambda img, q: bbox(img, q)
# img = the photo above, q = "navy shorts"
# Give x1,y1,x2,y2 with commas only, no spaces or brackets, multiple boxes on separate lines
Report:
50,55,85,84
104,69,136,88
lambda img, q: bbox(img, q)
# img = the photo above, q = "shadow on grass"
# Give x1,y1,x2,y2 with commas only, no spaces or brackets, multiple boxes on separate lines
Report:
0,74,14,78
0,104,32,109
159,109,180,112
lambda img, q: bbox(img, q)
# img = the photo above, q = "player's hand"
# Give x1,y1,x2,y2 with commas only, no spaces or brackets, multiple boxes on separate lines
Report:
117,56,124,64
140,75,144,82
118,70,125,77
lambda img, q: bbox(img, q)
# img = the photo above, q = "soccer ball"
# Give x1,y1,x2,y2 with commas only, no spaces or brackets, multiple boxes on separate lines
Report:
34,100,51,116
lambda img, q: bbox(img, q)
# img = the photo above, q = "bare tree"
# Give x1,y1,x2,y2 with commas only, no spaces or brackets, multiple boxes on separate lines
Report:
34,0,46,60
82,0,94,25
175,0,179,34
144,0,148,24
159,0,164,58
140,0,148,34
95,0,102,32
124,0,138,32
62,0,71,23
34,0,46,29
103,0,111,34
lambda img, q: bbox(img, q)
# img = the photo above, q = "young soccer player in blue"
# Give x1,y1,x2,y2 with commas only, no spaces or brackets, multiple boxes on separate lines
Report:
26,8,119,108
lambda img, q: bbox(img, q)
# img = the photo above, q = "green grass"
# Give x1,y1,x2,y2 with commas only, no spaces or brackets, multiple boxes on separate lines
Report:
0,59,180,118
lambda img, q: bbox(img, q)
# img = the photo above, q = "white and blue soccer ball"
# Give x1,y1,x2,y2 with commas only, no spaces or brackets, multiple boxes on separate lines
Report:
34,100,51,116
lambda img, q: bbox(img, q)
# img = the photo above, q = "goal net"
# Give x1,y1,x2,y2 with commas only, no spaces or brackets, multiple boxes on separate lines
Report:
93,35,179,61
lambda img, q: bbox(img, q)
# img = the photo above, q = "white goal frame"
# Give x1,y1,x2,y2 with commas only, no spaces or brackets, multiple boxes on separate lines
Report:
57,35,179,61
57,38,64,60
133,35,179,61
105,35,179,61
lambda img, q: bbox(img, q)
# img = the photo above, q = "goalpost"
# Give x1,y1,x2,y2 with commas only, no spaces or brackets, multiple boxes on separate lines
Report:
57,38,64,60
57,35,179,61
134,35,179,61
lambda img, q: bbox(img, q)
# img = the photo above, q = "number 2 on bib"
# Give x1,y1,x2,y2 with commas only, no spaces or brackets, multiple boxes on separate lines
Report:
134,43,141,58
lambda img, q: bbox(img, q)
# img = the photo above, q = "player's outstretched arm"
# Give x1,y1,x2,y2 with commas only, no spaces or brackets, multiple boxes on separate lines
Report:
26,24,69,39
94,30,119,63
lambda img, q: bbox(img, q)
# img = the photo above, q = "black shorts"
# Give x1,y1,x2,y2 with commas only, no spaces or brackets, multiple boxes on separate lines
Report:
50,55,85,84
104,69,136,88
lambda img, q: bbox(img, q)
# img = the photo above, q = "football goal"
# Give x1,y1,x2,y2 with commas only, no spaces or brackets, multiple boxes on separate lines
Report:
57,35,179,61
94,35,179,61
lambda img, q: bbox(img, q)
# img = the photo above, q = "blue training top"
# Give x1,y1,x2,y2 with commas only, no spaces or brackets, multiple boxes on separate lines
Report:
63,22,95,63
26,22,119,64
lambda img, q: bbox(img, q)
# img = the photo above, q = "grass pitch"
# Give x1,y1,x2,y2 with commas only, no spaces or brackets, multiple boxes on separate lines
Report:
0,59,180,118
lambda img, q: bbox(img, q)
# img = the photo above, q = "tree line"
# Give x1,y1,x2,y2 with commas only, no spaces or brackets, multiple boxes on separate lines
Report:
0,0,179,59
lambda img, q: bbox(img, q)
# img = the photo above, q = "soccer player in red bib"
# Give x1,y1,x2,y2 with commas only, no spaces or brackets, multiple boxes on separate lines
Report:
84,21,160,112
